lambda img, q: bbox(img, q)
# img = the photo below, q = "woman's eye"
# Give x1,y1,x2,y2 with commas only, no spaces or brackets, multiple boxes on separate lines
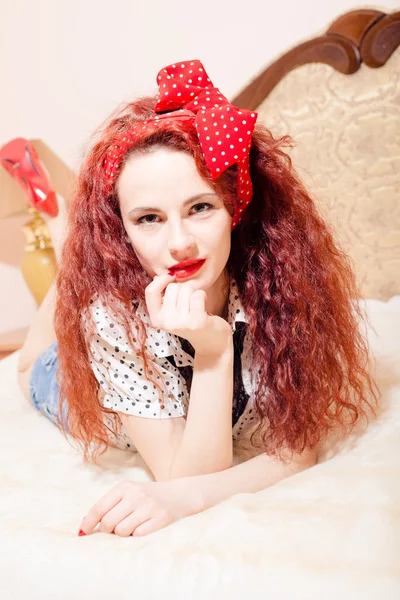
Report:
137,214,159,225
192,202,213,213
136,202,213,225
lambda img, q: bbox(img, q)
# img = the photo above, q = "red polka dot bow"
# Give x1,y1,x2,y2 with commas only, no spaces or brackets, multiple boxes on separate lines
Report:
104,59,258,229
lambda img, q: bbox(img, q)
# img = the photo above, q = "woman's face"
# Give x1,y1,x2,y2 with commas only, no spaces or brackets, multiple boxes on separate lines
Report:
117,147,232,300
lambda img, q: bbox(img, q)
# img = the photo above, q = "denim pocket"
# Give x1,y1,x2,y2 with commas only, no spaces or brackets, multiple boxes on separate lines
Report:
38,341,59,371
29,342,69,430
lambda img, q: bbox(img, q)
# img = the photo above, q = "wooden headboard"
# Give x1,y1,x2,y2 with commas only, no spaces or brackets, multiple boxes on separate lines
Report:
232,9,400,301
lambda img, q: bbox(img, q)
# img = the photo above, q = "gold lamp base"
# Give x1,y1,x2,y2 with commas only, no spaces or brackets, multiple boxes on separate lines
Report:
21,208,57,305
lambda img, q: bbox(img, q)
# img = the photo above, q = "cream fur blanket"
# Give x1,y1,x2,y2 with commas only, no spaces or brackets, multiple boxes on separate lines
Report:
0,297,399,599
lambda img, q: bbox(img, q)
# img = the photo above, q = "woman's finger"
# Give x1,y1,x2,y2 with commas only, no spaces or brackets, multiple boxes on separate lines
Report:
113,504,155,537
145,273,176,323
175,283,195,316
79,487,124,534
190,289,207,317
161,281,180,319
133,512,171,537
97,498,138,534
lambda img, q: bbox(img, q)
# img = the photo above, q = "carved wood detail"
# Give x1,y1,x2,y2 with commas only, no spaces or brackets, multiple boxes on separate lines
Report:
231,9,400,109
361,11,400,67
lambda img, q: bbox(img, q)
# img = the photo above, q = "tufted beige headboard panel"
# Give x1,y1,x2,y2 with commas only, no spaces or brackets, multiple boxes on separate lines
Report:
233,9,400,301
256,49,400,301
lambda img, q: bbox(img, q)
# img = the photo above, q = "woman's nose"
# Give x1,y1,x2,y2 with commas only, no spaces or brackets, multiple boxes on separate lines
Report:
168,238,196,254
168,228,196,255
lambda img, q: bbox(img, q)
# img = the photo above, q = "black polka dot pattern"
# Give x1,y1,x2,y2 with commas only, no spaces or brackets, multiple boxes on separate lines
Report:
86,275,259,452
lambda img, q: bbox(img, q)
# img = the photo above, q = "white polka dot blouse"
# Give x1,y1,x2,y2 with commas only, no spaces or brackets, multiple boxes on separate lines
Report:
85,275,261,452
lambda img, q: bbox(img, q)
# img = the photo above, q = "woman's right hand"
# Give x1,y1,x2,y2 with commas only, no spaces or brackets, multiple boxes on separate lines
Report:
144,273,233,357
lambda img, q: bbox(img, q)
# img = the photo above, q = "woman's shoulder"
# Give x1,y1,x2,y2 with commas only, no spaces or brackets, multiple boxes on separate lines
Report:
83,292,128,324
81,293,136,353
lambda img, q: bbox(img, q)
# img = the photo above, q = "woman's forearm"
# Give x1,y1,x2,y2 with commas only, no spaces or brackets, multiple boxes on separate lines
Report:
186,448,318,511
169,343,234,479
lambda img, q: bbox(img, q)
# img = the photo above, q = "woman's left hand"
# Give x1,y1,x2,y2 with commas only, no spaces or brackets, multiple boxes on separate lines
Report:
78,477,203,537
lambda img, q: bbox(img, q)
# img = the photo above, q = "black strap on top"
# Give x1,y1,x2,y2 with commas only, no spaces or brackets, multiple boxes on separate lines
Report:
166,326,250,427
172,337,195,400
231,322,250,427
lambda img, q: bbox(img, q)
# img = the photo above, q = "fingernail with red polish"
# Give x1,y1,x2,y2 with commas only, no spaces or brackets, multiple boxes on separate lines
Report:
78,529,86,536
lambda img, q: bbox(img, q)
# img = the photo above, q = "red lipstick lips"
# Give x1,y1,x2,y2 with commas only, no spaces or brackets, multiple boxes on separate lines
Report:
169,258,205,270
168,259,206,280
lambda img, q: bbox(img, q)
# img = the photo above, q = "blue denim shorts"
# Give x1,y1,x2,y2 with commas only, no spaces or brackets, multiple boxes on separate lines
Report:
29,341,69,431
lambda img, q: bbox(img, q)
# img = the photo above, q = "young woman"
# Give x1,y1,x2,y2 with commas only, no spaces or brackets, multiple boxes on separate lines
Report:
7,59,379,538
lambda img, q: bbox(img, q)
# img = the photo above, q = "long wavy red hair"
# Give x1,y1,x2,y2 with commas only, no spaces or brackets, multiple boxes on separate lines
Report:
54,96,380,464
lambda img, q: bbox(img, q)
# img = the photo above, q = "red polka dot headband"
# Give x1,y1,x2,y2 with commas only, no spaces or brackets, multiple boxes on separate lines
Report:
104,59,258,230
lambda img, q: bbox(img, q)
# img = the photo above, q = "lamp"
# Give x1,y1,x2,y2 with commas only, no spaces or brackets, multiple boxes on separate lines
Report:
0,140,77,304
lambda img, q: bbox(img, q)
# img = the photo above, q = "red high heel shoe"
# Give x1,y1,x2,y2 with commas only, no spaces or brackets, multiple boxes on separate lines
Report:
0,138,59,217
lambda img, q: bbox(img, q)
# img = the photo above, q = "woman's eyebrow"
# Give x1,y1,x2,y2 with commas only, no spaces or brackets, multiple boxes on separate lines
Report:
128,193,218,216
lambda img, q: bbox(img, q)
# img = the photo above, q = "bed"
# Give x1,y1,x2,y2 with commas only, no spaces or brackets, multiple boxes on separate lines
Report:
1,8,399,599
